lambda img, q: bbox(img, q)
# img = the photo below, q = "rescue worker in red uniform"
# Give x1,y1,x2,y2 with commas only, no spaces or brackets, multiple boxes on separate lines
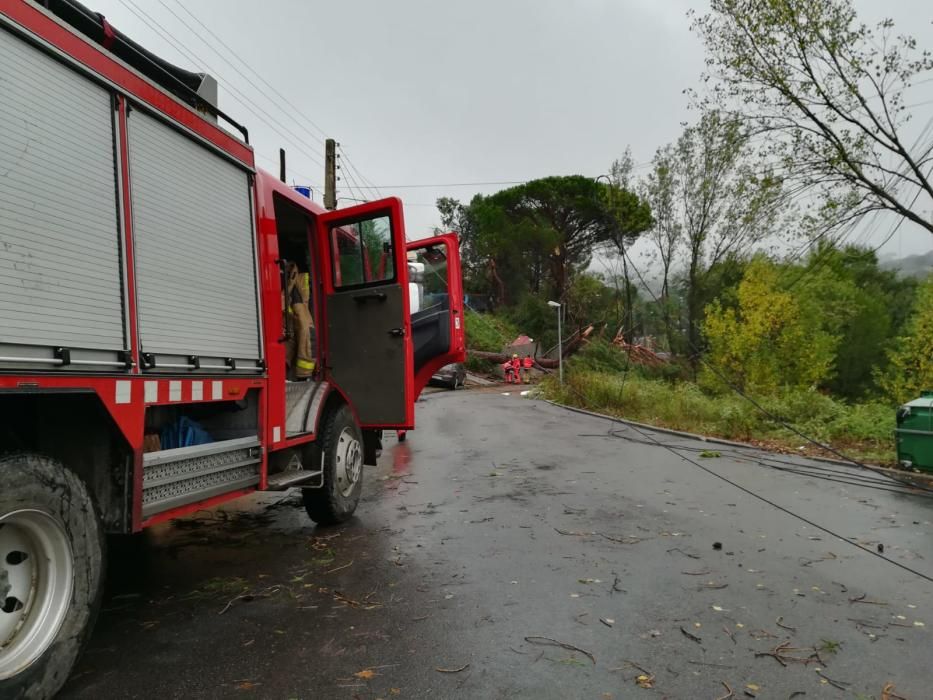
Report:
522,354,534,383
502,360,514,384
510,354,521,384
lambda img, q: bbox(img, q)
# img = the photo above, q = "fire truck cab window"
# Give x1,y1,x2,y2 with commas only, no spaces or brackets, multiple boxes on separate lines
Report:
409,245,452,372
332,215,394,288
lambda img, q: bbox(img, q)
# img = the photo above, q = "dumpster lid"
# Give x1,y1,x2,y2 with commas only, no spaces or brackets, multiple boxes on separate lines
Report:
903,397,933,408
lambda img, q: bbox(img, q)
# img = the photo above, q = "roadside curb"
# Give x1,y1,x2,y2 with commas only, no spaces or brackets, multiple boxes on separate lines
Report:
544,399,776,451
541,399,933,484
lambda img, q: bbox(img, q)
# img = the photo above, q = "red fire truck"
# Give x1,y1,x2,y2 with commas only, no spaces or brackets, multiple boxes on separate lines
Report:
0,1,465,696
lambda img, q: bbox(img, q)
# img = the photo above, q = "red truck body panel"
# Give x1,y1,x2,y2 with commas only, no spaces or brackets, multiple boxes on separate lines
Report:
0,1,463,532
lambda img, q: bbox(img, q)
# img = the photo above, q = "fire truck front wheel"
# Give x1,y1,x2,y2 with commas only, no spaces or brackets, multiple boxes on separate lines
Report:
303,405,364,525
0,453,104,700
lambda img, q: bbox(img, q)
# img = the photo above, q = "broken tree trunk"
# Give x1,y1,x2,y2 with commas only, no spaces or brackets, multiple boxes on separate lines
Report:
468,325,594,369
468,350,560,369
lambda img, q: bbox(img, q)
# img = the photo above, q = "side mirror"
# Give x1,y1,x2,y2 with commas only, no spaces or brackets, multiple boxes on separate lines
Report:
422,247,447,264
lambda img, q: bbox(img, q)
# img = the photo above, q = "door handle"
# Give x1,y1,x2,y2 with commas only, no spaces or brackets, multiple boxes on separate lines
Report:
352,291,387,303
388,327,406,337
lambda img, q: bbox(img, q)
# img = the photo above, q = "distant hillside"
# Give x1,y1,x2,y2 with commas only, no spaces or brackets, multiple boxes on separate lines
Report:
880,251,933,279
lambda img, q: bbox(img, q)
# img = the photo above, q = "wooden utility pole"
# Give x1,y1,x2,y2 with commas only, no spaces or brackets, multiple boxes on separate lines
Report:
324,138,337,210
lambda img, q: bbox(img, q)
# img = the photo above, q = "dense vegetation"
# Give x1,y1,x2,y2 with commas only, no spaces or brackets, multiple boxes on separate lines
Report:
445,0,933,464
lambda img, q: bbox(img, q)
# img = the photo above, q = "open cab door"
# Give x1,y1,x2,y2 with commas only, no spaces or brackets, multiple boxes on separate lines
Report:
319,198,414,429
406,233,466,399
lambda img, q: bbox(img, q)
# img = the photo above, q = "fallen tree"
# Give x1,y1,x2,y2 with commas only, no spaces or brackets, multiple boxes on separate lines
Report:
467,349,560,369
468,325,595,368
610,333,668,368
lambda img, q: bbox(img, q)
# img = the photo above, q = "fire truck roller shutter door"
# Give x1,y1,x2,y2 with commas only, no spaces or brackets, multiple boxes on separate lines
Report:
0,28,126,360
127,109,261,368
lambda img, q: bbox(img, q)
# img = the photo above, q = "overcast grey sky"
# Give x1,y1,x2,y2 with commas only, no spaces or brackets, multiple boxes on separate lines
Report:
89,0,933,259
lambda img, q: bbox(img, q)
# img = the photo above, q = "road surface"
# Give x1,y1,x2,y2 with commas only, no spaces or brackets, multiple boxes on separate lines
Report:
63,390,933,699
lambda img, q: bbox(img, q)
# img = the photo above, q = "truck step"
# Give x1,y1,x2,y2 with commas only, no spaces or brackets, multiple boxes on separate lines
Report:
265,469,323,490
141,437,261,519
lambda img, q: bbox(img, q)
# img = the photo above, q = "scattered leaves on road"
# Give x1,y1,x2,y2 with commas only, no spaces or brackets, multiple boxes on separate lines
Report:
882,682,909,700
635,673,654,688
680,626,703,643
524,636,596,664
435,663,470,673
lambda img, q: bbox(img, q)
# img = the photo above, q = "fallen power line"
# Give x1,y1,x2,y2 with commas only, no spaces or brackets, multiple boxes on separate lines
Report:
563,400,933,585
578,425,933,498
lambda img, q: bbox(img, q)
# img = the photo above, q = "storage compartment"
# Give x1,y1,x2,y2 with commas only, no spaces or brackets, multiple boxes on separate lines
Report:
0,26,127,371
144,390,259,449
141,390,261,518
127,108,262,372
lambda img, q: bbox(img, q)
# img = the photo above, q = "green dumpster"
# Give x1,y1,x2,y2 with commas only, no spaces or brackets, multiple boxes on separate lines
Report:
895,391,933,473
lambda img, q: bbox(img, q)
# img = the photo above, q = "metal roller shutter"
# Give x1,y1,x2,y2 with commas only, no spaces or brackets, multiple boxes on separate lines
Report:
127,110,261,365
0,29,125,352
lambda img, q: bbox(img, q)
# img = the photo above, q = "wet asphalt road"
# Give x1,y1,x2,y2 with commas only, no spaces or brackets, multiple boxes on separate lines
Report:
62,389,933,699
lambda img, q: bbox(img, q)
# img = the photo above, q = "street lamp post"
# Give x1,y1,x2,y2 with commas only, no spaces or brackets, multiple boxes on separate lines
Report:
547,300,563,385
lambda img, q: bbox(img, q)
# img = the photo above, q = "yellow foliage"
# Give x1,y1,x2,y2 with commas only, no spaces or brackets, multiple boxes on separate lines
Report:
879,277,933,403
702,259,838,394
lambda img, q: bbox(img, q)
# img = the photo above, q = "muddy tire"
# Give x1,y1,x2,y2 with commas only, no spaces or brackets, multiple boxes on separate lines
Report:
302,405,363,526
0,453,105,700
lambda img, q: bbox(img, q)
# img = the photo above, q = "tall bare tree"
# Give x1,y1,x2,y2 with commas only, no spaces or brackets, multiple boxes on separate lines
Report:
691,0,933,237
674,112,787,369
604,150,654,339
642,145,682,303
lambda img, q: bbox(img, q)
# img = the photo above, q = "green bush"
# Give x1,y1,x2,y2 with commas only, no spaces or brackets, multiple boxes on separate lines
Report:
465,309,515,352
568,339,687,382
464,309,520,373
570,338,631,373
540,368,896,464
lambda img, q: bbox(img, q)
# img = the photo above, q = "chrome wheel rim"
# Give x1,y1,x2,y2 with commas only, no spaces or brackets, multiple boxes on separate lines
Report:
335,427,363,498
0,510,74,680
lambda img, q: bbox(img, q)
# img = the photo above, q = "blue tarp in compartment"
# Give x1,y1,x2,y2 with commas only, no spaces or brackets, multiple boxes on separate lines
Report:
160,416,212,450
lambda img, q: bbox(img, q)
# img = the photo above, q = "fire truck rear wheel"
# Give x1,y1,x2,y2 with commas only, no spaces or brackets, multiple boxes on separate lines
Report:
0,453,104,700
302,405,364,526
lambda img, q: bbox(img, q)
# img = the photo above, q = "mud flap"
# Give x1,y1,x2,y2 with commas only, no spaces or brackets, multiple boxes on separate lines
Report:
363,429,383,465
